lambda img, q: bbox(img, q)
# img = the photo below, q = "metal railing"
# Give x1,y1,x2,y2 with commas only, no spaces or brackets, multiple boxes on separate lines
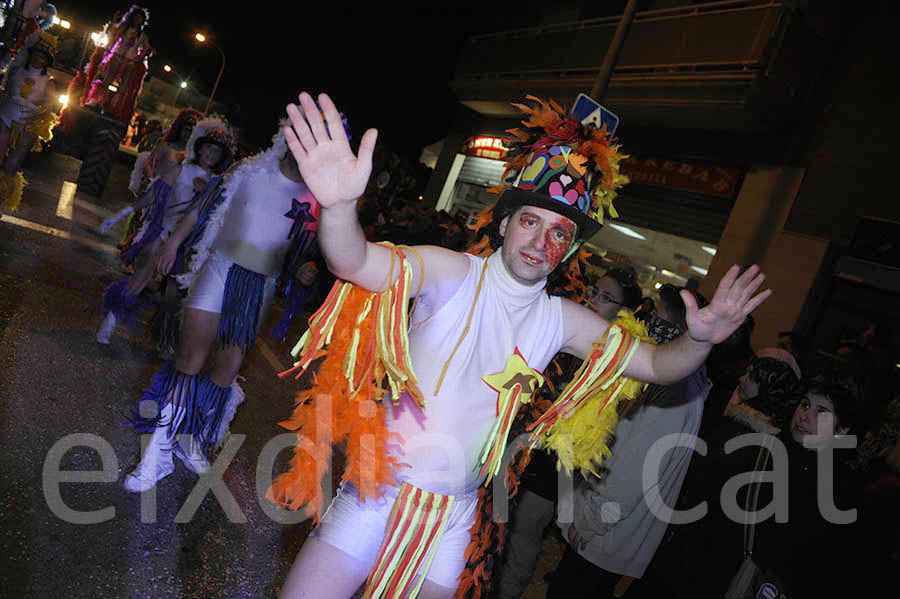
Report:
455,0,786,82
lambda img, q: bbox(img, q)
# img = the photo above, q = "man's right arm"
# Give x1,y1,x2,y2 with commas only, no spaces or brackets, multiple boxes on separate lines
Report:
286,91,468,296
318,201,468,294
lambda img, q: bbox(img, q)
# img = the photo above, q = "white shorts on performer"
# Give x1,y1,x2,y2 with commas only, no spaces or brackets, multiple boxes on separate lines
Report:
312,481,479,589
186,249,276,317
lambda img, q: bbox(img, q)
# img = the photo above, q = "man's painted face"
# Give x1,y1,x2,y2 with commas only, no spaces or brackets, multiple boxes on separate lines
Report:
499,206,576,285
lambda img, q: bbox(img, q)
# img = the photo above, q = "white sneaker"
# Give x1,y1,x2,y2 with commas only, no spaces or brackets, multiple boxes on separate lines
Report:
123,459,175,492
174,441,211,475
123,419,176,492
96,312,117,344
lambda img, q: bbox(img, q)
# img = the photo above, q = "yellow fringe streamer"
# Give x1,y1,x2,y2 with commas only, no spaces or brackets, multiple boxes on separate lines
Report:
531,311,653,477
0,171,27,213
6,111,58,156
269,244,425,519
478,348,545,484
26,110,59,151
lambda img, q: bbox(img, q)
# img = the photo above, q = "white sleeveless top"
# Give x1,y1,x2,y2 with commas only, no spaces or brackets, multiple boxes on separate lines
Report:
163,162,210,234
213,166,310,276
0,66,48,127
386,251,565,495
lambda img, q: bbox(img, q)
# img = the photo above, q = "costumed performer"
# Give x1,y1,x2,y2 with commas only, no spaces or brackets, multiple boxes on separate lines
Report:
120,118,320,492
83,5,152,121
0,0,45,77
95,116,234,344
0,31,57,218
271,91,771,599
119,109,202,256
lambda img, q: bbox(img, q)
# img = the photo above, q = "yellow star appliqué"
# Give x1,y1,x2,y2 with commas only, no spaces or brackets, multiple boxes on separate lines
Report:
482,347,544,410
478,348,545,482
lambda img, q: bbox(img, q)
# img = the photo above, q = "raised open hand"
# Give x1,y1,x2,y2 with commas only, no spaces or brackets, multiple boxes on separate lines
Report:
682,264,771,345
283,92,378,210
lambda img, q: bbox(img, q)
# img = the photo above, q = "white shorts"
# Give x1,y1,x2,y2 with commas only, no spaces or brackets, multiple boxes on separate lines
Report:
312,481,479,589
185,250,276,317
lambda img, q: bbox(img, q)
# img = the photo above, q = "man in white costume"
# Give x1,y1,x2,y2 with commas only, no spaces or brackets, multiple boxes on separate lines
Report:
122,121,319,492
275,92,771,599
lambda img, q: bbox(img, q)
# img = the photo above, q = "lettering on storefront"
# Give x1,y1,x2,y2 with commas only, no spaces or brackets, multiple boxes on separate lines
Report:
620,156,741,198
461,136,508,161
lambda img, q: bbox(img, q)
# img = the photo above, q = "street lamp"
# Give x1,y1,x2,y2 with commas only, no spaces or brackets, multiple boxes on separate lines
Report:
163,64,172,73
174,81,188,107
193,31,224,114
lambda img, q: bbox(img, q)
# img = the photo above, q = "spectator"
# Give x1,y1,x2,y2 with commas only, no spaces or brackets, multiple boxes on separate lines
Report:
496,267,644,599
542,287,711,598
648,374,865,598
723,347,803,436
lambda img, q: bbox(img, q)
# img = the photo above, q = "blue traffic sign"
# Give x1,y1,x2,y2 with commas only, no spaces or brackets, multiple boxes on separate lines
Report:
571,93,619,136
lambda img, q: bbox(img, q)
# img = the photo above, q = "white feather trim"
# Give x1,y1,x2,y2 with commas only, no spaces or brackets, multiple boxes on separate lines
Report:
129,151,151,194
725,401,780,434
174,129,287,290
184,116,230,164
213,377,246,450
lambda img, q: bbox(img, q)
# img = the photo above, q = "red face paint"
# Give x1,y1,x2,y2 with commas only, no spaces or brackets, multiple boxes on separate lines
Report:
503,208,577,285
542,216,576,269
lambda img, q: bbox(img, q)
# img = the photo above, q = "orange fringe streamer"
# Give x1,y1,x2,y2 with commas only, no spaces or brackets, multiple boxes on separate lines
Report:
267,246,423,521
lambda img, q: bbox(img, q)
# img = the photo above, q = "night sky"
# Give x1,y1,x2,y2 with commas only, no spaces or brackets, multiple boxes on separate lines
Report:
52,1,549,159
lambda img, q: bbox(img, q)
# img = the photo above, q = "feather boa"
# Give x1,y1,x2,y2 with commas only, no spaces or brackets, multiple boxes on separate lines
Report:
532,311,653,477
268,247,421,521
175,125,288,290
0,171,27,212
128,151,151,195
725,400,780,434
25,110,58,150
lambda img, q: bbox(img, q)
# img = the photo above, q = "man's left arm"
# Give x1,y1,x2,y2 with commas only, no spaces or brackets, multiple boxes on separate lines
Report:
563,265,770,385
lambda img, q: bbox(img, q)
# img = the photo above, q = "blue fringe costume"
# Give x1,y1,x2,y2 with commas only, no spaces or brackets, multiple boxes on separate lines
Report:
121,179,171,265
174,176,227,275
130,258,266,454
217,263,267,350
130,361,232,459
101,279,144,327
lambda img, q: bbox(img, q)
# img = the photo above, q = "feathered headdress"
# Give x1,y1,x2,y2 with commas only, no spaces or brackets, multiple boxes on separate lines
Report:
489,94,630,240
186,116,237,174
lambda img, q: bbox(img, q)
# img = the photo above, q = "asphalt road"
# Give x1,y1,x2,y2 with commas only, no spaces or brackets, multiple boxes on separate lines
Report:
0,150,315,598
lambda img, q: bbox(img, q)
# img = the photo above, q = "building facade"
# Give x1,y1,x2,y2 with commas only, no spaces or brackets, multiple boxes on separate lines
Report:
423,0,899,354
